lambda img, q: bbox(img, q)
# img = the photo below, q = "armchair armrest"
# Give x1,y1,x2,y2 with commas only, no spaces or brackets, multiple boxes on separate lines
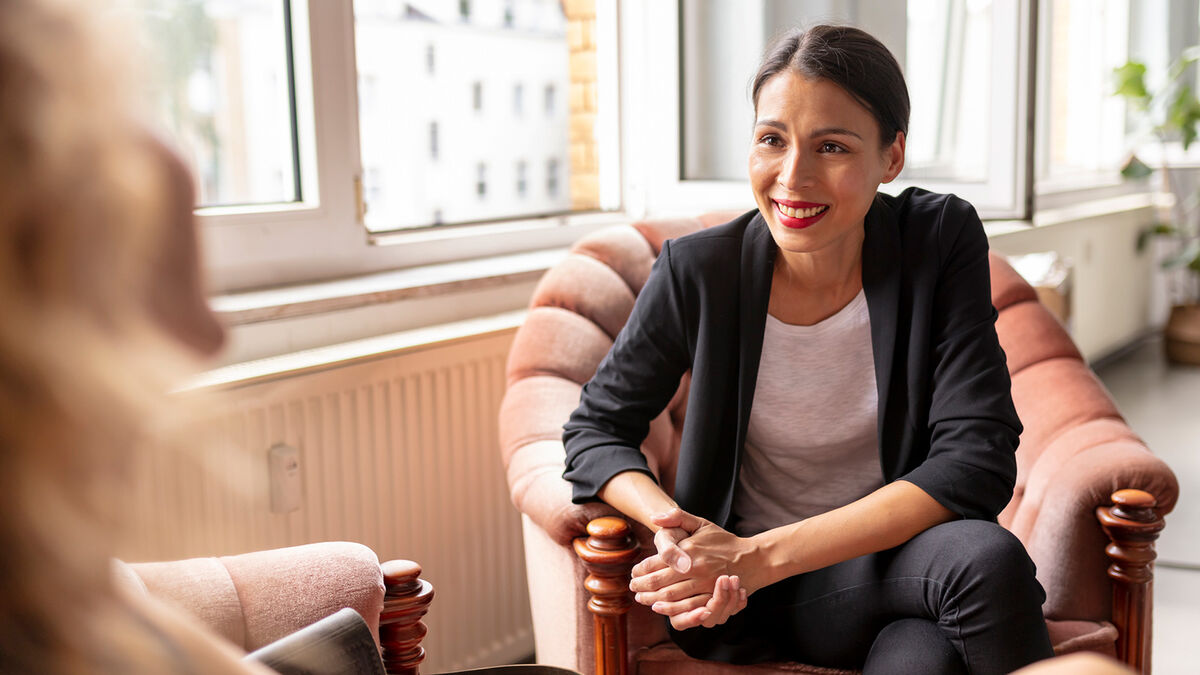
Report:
127,542,386,651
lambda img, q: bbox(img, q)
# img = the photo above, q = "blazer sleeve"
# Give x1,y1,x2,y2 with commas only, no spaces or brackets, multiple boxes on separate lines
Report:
899,197,1021,520
562,239,693,503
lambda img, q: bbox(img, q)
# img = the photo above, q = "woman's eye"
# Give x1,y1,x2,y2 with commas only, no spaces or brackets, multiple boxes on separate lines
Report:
758,134,783,147
818,142,845,153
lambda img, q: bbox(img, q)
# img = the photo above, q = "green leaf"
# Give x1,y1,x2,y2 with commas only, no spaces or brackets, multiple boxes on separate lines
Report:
1138,223,1179,252
1113,61,1150,101
1162,240,1200,269
1167,86,1200,149
1121,154,1153,180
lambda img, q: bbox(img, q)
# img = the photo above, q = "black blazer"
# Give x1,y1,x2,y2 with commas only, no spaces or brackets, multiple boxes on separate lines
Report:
562,188,1021,525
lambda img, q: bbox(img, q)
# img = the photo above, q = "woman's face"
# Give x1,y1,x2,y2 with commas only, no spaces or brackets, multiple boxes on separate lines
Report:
748,71,904,257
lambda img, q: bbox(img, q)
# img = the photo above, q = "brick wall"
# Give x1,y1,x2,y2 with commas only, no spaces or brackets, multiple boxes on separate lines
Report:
565,0,599,210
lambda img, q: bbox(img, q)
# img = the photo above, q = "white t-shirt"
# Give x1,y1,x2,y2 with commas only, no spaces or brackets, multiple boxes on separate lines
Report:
731,289,885,537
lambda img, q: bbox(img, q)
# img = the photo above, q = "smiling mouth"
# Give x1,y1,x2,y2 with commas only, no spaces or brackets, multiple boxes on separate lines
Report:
773,200,829,228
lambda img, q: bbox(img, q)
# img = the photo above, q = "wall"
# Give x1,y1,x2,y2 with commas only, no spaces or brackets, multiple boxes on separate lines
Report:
987,197,1162,361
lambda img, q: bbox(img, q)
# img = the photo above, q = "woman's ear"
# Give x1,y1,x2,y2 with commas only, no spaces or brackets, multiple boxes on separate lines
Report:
881,131,906,184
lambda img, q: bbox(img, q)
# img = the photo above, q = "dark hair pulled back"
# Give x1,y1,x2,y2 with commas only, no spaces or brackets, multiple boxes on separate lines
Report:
752,25,910,147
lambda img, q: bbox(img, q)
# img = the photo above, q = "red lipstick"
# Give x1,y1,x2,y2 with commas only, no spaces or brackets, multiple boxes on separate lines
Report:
773,199,829,229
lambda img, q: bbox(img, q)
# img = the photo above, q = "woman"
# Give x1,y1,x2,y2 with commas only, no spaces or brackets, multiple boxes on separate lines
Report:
562,25,1055,674
0,0,270,671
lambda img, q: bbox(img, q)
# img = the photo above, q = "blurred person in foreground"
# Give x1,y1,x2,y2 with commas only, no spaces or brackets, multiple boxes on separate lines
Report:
0,0,268,671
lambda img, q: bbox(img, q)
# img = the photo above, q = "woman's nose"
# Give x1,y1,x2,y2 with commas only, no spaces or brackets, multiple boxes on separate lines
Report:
776,149,815,190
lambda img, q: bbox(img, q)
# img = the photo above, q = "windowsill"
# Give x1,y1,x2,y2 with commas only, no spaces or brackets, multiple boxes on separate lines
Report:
187,309,526,391
983,190,1167,236
212,246,569,326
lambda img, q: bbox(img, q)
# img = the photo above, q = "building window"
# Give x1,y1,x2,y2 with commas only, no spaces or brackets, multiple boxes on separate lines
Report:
504,0,515,28
425,44,435,74
432,208,443,225
459,0,470,22
353,0,610,233
546,158,559,197
516,160,527,197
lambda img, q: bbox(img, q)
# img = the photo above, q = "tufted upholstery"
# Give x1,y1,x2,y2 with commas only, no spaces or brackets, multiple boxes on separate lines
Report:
500,214,1179,674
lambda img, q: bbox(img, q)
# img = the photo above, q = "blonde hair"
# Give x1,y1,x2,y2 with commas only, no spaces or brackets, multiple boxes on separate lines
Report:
0,0,213,670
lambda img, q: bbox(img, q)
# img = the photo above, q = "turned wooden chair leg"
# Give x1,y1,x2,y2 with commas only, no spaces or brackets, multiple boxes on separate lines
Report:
1096,489,1164,675
380,560,435,675
575,517,639,675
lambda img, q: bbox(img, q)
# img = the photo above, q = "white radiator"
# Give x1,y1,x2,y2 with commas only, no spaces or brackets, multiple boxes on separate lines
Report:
116,328,532,673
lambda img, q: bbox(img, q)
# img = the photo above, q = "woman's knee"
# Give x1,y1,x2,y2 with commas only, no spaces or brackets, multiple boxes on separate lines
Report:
914,520,1043,596
864,618,967,675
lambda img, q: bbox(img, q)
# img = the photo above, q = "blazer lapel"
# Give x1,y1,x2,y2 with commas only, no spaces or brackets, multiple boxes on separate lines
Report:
862,194,902,473
723,212,775,526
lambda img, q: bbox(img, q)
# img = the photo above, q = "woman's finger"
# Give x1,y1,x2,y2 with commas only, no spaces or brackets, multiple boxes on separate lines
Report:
653,526,692,573
631,553,668,579
638,577,711,607
651,507,706,534
700,576,734,628
628,564,683,593
648,592,712,616
669,605,711,631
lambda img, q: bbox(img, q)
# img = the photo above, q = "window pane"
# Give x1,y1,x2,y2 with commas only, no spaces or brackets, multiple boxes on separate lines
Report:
904,0,992,182
354,0,588,231
1041,0,1129,180
127,0,299,207
677,0,1030,216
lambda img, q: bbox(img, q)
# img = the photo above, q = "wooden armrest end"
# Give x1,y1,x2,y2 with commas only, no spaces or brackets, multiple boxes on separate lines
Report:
380,560,434,675
575,517,639,675
1096,489,1165,675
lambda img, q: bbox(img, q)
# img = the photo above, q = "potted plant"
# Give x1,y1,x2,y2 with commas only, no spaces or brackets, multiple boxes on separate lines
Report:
1114,51,1200,364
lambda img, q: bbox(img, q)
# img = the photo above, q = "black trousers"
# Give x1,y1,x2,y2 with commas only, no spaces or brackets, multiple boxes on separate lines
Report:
669,520,1055,675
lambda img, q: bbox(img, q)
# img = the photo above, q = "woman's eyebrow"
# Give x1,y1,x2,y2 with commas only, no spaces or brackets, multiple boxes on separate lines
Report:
753,120,863,140
754,119,788,132
809,127,863,140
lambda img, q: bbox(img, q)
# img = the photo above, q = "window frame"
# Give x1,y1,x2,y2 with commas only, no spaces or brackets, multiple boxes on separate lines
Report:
197,0,624,294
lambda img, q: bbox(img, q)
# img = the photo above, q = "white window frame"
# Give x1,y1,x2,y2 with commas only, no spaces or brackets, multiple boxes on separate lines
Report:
622,0,1036,221
198,0,623,294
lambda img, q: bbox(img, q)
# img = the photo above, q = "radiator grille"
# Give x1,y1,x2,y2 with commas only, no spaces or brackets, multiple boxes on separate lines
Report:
117,329,531,672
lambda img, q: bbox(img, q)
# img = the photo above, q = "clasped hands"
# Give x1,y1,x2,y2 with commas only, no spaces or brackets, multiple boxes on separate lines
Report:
630,508,759,630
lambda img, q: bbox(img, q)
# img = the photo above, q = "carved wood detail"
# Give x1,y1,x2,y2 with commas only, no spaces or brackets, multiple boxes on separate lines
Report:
380,559,435,675
575,517,639,675
1096,489,1164,675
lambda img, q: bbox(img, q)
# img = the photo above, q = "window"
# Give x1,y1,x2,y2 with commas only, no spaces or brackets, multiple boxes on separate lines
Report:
504,0,515,28
459,0,470,22
516,160,528,197
667,0,1033,218
353,0,614,232
544,83,556,114
123,1,615,292
130,0,301,208
1035,0,1132,188
547,158,559,197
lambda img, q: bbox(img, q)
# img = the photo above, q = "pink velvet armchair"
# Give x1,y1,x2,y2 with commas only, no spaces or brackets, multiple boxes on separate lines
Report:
114,542,435,675
499,214,1179,675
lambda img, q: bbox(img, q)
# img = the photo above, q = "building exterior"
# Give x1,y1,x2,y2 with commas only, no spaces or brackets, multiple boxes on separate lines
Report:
355,0,571,230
